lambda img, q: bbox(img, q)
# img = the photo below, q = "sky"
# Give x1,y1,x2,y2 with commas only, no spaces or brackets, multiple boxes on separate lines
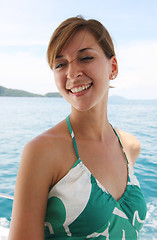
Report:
0,0,157,99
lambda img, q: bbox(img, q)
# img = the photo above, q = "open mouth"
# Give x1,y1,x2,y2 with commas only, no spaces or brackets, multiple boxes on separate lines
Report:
70,83,93,93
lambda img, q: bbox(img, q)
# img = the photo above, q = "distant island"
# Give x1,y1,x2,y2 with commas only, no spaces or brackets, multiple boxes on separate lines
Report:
2,85,154,102
0,86,127,102
0,86,62,98
0,85,133,104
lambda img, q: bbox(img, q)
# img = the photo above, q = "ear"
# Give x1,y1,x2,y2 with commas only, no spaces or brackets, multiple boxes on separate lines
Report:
109,56,118,80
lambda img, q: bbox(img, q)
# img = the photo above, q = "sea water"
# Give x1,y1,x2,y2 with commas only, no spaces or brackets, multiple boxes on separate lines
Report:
0,97,157,239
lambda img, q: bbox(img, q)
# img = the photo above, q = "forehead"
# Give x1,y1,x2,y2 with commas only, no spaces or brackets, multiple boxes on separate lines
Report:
60,29,101,57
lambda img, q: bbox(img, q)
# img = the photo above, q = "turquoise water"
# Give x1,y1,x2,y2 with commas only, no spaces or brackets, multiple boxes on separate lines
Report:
0,97,157,239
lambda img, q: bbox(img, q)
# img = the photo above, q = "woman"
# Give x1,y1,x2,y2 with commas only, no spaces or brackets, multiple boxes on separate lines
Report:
9,16,147,239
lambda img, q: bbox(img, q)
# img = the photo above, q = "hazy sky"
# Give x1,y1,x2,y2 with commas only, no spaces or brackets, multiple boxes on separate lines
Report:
0,0,157,99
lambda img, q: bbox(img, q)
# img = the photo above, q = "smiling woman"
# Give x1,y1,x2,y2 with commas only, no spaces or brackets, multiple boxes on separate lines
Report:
8,16,147,240
51,28,117,112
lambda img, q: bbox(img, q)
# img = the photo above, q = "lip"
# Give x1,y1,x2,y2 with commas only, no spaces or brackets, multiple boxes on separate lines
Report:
68,83,92,91
68,83,93,97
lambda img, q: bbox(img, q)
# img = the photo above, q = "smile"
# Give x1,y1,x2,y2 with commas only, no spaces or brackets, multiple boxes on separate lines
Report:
70,83,92,93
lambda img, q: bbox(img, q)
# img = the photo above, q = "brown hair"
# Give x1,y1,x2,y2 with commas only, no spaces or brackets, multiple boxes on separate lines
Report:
47,16,116,69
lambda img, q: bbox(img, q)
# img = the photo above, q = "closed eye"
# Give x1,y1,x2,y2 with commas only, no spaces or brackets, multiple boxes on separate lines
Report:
79,56,94,62
54,62,67,69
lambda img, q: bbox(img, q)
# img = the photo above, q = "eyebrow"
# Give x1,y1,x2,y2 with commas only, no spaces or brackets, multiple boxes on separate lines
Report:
56,55,63,59
78,48,93,53
55,48,94,59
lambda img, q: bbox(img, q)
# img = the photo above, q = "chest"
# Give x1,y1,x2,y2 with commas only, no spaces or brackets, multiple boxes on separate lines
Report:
55,134,128,201
76,139,128,200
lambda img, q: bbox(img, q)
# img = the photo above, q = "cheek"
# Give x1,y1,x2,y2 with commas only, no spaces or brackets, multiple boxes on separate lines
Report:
86,61,108,80
54,73,65,90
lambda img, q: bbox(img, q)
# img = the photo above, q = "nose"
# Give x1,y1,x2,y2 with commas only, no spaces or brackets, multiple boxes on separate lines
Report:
66,60,83,80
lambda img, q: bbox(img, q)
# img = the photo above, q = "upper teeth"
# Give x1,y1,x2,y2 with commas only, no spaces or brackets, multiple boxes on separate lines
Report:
71,83,91,93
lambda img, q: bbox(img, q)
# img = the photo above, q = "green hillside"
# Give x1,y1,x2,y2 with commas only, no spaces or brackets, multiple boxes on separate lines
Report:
0,86,61,97
0,86,43,97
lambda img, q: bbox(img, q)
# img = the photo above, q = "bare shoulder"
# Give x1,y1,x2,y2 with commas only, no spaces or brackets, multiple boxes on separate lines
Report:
21,118,69,184
116,129,141,167
9,119,70,240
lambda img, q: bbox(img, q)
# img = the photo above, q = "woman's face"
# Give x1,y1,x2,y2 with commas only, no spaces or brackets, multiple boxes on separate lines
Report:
53,29,117,111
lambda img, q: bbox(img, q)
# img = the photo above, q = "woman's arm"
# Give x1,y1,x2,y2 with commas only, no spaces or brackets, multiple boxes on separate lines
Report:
8,136,54,240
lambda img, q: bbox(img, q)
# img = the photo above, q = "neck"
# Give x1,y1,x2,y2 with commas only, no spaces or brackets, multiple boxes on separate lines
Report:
69,94,110,142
